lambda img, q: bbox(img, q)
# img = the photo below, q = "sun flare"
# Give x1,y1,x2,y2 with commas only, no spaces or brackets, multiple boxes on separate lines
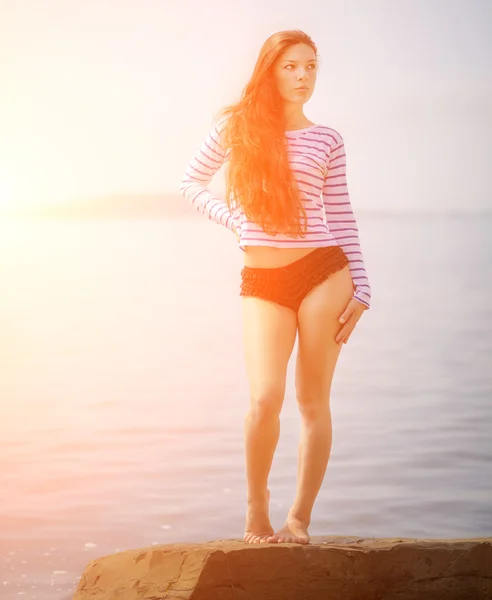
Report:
0,161,62,210
0,163,34,209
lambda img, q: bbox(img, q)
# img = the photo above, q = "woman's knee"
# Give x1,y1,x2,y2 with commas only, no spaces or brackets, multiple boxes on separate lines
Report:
296,390,330,423
247,385,285,420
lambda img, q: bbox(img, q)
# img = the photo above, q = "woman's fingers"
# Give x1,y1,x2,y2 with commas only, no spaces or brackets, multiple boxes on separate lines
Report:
336,300,368,344
336,323,353,345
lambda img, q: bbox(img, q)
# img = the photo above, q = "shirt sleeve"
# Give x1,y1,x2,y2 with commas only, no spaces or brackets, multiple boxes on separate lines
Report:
179,120,239,233
322,132,372,309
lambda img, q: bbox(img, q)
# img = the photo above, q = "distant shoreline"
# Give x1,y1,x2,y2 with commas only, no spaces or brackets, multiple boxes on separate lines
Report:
1,193,490,220
0,193,203,220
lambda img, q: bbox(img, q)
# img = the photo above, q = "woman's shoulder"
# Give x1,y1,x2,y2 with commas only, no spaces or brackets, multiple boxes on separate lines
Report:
210,114,232,148
315,123,344,145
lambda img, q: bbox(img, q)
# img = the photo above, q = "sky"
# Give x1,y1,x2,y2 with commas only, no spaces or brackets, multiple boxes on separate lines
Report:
1,0,491,212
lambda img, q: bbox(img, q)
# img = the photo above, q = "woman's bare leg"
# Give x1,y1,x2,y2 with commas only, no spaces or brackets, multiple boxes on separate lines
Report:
242,296,298,544
273,265,354,544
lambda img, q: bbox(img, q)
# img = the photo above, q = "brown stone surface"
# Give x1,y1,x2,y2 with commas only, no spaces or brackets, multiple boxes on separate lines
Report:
73,536,492,600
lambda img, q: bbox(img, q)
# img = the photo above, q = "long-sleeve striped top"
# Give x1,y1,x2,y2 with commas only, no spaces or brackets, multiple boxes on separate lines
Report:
180,120,372,309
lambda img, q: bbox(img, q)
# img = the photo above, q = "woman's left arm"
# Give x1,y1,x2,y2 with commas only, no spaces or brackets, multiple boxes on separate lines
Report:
322,131,372,310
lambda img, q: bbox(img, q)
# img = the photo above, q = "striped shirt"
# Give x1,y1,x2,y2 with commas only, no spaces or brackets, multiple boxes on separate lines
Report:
180,121,371,309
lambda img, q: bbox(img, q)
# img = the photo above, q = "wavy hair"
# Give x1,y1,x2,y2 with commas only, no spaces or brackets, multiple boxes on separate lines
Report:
214,30,319,237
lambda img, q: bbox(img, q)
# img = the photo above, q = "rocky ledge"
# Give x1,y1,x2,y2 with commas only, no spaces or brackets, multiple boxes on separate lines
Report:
74,536,491,600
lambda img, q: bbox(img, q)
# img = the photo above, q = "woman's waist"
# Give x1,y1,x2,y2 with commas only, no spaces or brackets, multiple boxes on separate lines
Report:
243,246,316,268
242,243,343,269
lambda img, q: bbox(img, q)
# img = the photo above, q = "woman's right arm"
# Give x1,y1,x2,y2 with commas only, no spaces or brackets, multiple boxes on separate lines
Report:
179,119,238,233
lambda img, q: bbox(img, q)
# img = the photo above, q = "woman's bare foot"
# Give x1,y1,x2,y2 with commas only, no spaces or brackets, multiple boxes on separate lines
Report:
243,490,277,544
273,516,310,544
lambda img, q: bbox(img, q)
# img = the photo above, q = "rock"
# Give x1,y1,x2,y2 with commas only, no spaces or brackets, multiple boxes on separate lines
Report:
73,536,492,600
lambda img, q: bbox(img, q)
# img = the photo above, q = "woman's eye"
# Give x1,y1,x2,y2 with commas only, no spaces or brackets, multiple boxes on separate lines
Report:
285,64,316,70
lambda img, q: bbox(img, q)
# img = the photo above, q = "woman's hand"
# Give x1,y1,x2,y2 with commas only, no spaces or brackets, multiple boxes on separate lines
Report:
335,298,367,345
234,225,241,243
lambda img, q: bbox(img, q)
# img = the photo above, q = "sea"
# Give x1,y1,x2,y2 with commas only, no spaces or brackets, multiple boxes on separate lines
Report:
1,212,491,599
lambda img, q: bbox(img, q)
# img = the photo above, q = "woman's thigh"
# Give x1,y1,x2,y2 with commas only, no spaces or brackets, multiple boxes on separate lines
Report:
295,265,354,405
242,297,298,410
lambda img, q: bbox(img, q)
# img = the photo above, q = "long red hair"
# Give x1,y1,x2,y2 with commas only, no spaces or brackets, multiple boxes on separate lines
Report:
214,30,319,237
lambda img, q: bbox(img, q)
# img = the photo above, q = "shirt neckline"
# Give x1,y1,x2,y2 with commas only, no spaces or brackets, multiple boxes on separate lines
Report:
285,124,319,135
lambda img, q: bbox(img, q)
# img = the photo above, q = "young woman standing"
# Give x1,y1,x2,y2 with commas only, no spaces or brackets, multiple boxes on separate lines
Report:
180,29,371,545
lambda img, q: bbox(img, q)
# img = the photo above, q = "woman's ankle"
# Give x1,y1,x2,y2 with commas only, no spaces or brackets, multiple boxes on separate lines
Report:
287,506,311,524
247,488,270,506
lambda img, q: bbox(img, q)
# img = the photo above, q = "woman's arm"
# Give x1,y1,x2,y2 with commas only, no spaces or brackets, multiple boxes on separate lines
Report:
322,132,372,309
180,119,238,233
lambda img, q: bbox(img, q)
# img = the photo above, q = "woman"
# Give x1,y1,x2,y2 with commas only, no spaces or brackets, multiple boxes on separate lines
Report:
180,29,371,545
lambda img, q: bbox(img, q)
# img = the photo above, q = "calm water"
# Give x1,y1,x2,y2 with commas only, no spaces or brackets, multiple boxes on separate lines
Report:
1,213,491,599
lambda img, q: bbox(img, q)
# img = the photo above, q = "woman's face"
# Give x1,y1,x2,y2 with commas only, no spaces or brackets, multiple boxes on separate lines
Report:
272,43,318,104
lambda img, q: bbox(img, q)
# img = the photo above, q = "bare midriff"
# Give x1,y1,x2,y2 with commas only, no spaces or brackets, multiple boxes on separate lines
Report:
243,246,319,269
